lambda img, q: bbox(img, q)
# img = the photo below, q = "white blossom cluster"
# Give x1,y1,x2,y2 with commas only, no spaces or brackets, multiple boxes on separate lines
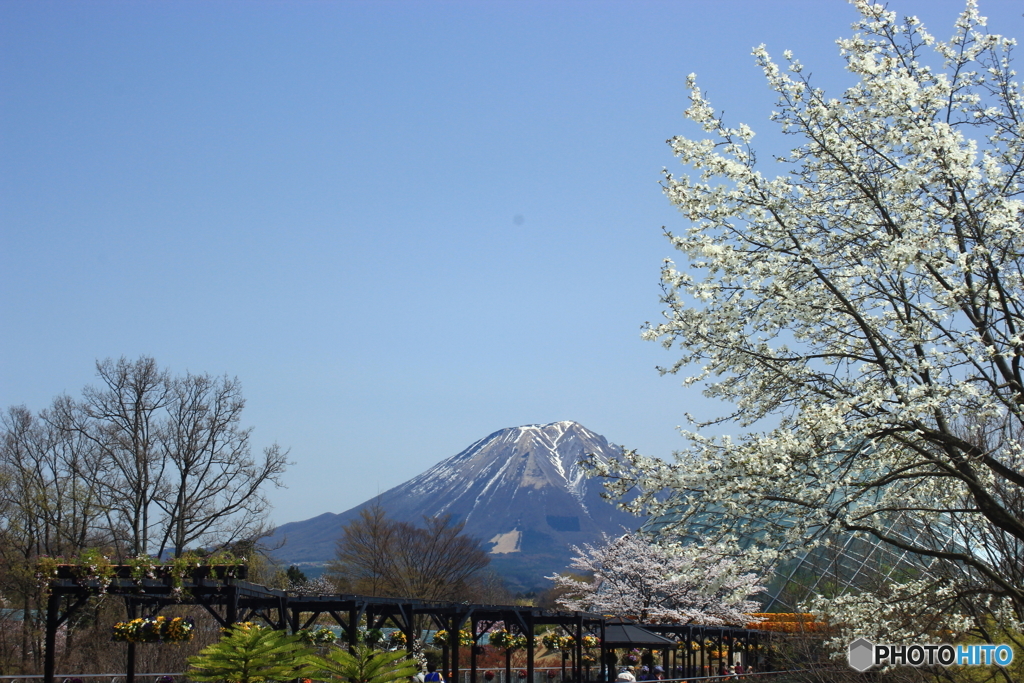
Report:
547,532,764,626
588,0,1024,645
804,578,977,656
288,574,340,596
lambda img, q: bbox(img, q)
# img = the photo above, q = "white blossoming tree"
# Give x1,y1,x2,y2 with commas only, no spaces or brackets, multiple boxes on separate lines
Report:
587,0,1024,647
547,533,764,626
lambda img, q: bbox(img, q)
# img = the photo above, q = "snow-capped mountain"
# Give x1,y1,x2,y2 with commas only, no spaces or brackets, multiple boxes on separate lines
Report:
268,421,644,590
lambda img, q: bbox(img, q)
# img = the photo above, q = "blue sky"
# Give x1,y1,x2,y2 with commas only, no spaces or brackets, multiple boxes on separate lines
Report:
3,0,1021,527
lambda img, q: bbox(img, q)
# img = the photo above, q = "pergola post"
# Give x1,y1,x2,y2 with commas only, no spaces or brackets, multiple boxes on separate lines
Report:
403,606,415,658
525,612,535,683
226,583,238,625
473,616,482,683
354,606,362,650
43,592,60,683
574,614,583,683
451,611,464,683
125,599,137,683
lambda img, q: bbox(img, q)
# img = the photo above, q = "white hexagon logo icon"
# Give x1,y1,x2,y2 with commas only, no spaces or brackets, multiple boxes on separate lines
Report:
848,638,875,672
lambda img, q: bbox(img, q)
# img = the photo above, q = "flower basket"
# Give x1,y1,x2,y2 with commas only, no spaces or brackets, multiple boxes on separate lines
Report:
541,632,567,651
433,629,474,647
298,627,337,645
112,616,194,643
489,629,526,650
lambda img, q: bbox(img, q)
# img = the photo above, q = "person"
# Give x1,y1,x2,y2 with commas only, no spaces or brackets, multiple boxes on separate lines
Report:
637,666,650,681
615,669,635,682
424,664,445,683
652,666,664,681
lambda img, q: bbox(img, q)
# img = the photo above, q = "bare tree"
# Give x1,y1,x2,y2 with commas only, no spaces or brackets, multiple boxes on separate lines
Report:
329,502,398,596
67,356,171,557
0,402,110,672
154,371,288,558
0,401,110,557
34,356,287,559
0,358,290,671
38,396,113,552
329,503,493,602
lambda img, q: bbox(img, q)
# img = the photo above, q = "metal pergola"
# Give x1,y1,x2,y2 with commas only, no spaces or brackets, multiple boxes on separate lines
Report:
42,572,608,683
285,596,608,683
43,569,773,683
43,569,289,683
639,623,768,678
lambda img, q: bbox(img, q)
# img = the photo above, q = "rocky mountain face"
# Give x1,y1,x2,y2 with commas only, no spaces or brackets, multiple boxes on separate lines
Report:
267,421,644,591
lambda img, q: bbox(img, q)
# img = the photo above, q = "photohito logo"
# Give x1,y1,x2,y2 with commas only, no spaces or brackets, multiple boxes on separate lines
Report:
848,638,1014,672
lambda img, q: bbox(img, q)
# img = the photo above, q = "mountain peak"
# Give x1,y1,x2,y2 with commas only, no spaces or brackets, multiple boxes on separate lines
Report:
268,422,642,591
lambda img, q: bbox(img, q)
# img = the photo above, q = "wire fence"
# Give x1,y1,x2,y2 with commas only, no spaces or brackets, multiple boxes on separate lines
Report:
446,669,808,683
0,670,838,683
0,676,178,683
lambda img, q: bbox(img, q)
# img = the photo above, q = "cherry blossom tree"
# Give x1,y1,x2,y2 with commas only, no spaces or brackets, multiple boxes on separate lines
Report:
547,533,763,625
586,0,1024,647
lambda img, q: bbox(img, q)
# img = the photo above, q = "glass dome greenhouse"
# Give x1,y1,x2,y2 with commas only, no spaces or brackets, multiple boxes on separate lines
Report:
641,504,959,612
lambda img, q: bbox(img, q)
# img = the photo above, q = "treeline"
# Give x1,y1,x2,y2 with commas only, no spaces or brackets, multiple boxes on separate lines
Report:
0,356,288,672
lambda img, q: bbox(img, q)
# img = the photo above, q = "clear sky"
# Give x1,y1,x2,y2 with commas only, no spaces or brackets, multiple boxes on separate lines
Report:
3,0,1021,528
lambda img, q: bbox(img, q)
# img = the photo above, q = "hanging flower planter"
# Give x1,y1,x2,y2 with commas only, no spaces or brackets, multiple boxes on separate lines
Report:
112,616,194,643
298,627,337,645
489,629,526,650
433,629,474,647
40,552,248,599
541,632,566,651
